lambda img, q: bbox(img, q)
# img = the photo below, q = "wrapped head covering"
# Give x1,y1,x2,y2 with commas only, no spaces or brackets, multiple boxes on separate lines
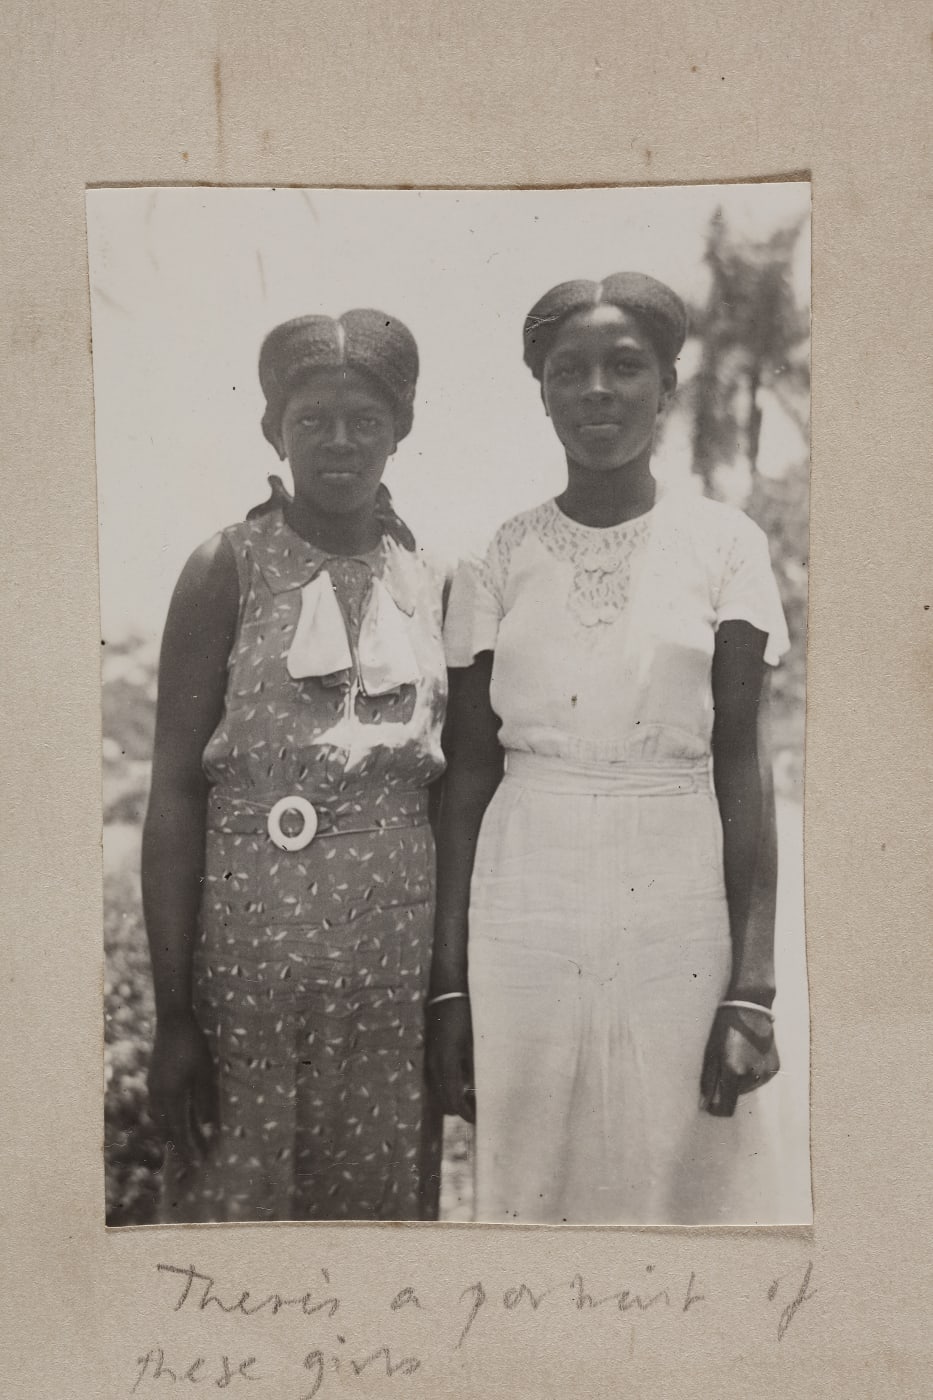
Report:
259,309,419,447
523,271,688,381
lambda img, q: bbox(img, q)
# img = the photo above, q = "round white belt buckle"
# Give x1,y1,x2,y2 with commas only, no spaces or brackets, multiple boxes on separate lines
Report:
267,796,318,852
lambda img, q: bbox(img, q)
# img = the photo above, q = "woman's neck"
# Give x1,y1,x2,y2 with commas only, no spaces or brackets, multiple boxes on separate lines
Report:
557,459,656,528
284,498,382,556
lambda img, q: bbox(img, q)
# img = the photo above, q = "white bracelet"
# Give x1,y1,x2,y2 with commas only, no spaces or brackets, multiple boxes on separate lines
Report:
719,999,775,1022
426,991,470,1008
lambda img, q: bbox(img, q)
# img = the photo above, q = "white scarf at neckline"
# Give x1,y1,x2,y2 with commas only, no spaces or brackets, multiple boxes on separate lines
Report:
285,565,420,696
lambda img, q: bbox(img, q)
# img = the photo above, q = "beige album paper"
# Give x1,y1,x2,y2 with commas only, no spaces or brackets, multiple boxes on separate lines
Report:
1,3,931,1397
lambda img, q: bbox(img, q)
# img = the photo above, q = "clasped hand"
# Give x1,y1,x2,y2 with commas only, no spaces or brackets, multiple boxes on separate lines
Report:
700,1004,780,1116
427,1000,777,1123
426,998,476,1123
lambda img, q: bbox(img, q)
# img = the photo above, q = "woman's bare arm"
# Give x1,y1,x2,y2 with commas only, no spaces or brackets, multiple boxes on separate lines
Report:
141,532,238,1155
430,653,504,996
142,533,238,1015
710,619,776,1003
427,653,503,1121
702,618,781,1115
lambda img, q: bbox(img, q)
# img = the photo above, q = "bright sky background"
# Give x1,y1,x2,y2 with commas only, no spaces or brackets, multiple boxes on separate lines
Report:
87,184,810,640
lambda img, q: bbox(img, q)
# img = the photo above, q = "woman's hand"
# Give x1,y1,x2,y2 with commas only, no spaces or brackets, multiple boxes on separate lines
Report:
148,1010,218,1165
426,999,475,1124
699,1005,780,1117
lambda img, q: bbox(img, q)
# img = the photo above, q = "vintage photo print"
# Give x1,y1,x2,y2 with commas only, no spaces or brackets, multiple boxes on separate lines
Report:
88,184,812,1228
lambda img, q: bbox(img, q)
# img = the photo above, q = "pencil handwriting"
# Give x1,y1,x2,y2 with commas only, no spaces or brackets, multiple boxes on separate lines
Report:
158,1263,341,1320
133,1258,816,1395
769,1261,817,1341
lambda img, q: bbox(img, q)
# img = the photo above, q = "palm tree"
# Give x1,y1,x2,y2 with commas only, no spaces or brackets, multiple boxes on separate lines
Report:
687,208,810,797
689,208,810,493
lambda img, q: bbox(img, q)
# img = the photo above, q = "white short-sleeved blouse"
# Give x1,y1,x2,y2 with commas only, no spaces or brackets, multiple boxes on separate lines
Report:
443,490,790,767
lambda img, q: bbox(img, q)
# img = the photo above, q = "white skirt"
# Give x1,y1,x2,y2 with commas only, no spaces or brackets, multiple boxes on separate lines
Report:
467,751,782,1225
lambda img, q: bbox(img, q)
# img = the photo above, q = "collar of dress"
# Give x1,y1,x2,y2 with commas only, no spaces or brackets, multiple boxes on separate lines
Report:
249,508,419,613
249,509,421,695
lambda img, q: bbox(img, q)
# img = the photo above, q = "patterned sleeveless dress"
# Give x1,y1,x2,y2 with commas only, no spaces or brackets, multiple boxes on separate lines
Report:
162,507,448,1222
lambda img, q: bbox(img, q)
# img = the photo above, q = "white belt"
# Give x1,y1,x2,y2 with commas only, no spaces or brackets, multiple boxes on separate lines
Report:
207,789,430,853
504,750,712,797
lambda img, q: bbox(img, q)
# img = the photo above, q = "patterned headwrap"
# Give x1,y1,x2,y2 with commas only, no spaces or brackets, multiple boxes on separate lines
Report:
522,271,688,381
259,309,419,447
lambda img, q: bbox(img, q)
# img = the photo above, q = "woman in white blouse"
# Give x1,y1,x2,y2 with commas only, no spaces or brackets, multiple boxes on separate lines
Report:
428,272,790,1225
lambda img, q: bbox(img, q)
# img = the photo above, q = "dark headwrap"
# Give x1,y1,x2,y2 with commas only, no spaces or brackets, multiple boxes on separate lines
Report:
523,272,688,381
259,309,419,447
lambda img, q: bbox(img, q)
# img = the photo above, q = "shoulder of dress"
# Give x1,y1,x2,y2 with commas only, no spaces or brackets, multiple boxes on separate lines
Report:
219,517,248,544
494,498,553,536
698,492,758,528
483,499,553,561
216,510,277,575
662,490,765,553
405,540,453,581
226,508,332,595
221,507,281,548
380,537,451,614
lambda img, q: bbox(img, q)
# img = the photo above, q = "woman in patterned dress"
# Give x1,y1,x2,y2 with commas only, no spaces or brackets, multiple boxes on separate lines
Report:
430,273,790,1225
143,310,447,1222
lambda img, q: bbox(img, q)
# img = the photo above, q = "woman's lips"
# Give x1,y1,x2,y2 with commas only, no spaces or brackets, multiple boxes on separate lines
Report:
578,422,623,435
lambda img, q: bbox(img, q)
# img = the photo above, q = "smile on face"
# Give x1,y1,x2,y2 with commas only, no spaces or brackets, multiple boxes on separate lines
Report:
278,368,397,516
541,305,676,472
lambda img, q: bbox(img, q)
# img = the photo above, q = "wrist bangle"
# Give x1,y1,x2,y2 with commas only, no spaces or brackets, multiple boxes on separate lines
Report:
426,990,470,1008
719,999,775,1022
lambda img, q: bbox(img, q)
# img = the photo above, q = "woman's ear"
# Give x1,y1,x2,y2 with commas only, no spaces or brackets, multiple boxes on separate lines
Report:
539,383,551,419
658,367,678,415
273,434,287,462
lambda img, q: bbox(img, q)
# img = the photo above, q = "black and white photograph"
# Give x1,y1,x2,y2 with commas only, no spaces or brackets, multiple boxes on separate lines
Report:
89,184,812,1229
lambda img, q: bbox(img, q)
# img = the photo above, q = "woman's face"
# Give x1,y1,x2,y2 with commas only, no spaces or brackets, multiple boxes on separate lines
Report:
541,306,675,473
278,368,397,516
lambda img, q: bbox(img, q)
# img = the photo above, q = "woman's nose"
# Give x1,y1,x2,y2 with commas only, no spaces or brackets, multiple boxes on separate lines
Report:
581,366,612,398
325,418,353,448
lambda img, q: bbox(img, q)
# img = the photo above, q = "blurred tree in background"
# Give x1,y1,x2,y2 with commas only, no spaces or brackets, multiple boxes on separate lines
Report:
689,208,810,485
686,208,810,792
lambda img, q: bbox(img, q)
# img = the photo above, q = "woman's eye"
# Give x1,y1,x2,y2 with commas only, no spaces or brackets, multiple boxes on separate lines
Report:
355,416,379,431
298,415,323,430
